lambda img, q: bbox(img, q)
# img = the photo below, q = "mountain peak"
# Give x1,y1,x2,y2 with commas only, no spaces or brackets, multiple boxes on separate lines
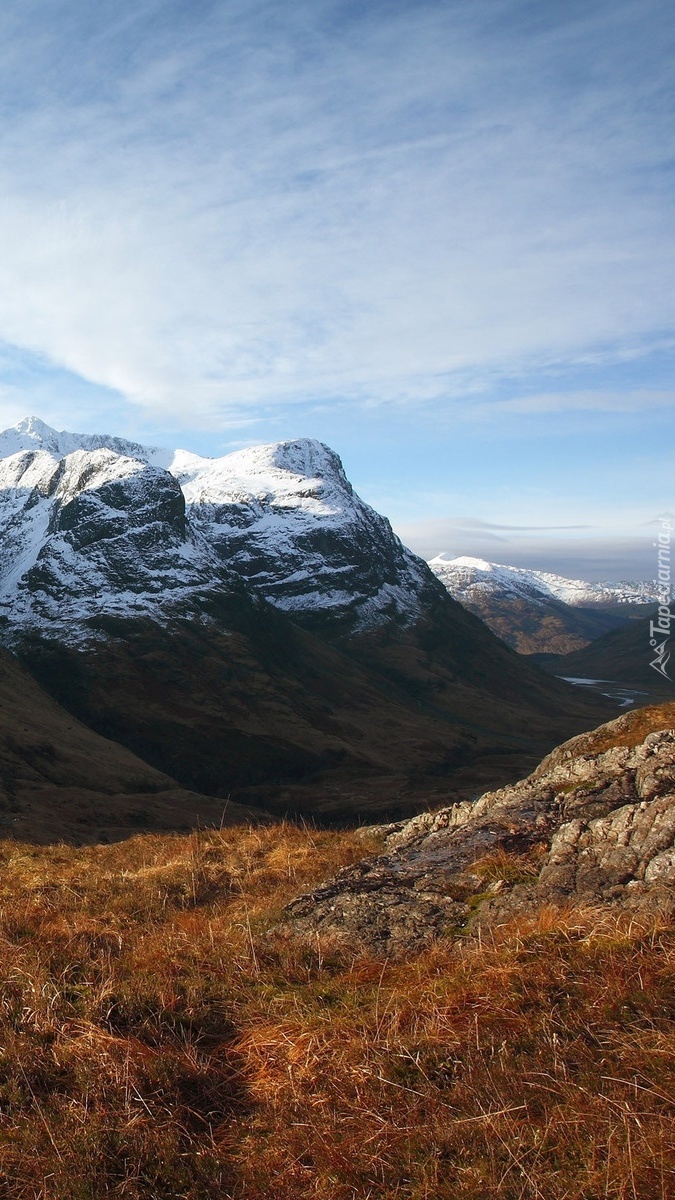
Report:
14,415,60,438
0,417,152,464
0,415,433,637
1,416,65,455
428,554,660,655
429,555,658,605
429,554,494,571
213,437,349,486
0,423,346,487
269,438,346,478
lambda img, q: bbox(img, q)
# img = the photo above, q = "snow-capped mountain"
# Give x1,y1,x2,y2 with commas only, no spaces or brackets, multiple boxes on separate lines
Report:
0,439,227,637
428,556,660,608
155,437,434,627
0,420,614,818
0,417,434,642
427,556,657,656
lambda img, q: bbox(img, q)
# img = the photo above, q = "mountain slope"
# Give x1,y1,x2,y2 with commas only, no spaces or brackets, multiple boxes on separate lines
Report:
0,418,615,819
0,418,433,639
20,596,615,820
429,555,659,608
429,554,654,653
157,438,435,632
0,646,257,843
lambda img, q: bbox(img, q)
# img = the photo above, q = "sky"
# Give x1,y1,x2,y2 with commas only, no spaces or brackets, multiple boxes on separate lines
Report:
0,0,672,579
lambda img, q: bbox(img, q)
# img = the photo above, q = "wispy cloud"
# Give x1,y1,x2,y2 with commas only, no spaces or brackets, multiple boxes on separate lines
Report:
0,0,672,422
466,389,675,417
418,517,594,533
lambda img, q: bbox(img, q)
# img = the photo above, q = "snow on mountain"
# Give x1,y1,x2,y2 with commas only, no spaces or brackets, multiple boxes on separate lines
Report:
161,438,433,623
0,442,227,639
0,418,433,642
0,415,150,463
429,555,659,608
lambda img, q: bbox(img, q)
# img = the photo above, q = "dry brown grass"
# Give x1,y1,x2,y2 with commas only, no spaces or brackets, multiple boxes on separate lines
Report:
571,702,675,756
0,825,671,1198
467,845,548,885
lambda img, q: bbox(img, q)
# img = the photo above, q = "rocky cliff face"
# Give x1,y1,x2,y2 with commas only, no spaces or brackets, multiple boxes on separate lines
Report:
0,446,231,637
174,438,438,632
0,418,435,642
282,703,675,953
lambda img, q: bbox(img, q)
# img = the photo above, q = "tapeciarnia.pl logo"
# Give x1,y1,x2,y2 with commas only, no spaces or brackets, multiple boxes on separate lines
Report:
650,514,673,681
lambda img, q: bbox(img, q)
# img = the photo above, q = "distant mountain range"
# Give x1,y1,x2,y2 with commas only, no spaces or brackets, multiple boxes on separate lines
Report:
428,555,658,654
0,418,612,830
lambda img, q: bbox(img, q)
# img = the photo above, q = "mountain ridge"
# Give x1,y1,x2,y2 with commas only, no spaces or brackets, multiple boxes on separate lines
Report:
429,554,658,607
0,416,616,820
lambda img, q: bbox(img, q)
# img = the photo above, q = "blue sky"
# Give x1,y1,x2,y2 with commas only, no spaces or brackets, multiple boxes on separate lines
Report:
0,0,672,578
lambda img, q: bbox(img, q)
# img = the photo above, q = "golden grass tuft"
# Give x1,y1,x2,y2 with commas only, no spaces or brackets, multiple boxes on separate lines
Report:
0,823,671,1197
467,845,547,885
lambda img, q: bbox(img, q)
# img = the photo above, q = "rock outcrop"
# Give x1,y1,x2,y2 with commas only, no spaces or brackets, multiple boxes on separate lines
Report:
282,703,675,954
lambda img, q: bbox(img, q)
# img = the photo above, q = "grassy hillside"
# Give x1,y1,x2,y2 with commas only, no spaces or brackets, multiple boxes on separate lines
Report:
0,647,258,843
0,821,671,1198
445,591,629,655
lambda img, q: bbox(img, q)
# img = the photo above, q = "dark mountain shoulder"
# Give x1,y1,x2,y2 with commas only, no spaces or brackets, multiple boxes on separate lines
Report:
17,584,615,823
0,646,260,844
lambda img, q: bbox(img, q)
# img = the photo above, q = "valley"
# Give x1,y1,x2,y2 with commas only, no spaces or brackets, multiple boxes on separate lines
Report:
0,3,672,1194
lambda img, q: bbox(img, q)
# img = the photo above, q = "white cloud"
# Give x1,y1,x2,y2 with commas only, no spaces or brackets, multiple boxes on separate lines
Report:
0,0,672,421
466,389,675,417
